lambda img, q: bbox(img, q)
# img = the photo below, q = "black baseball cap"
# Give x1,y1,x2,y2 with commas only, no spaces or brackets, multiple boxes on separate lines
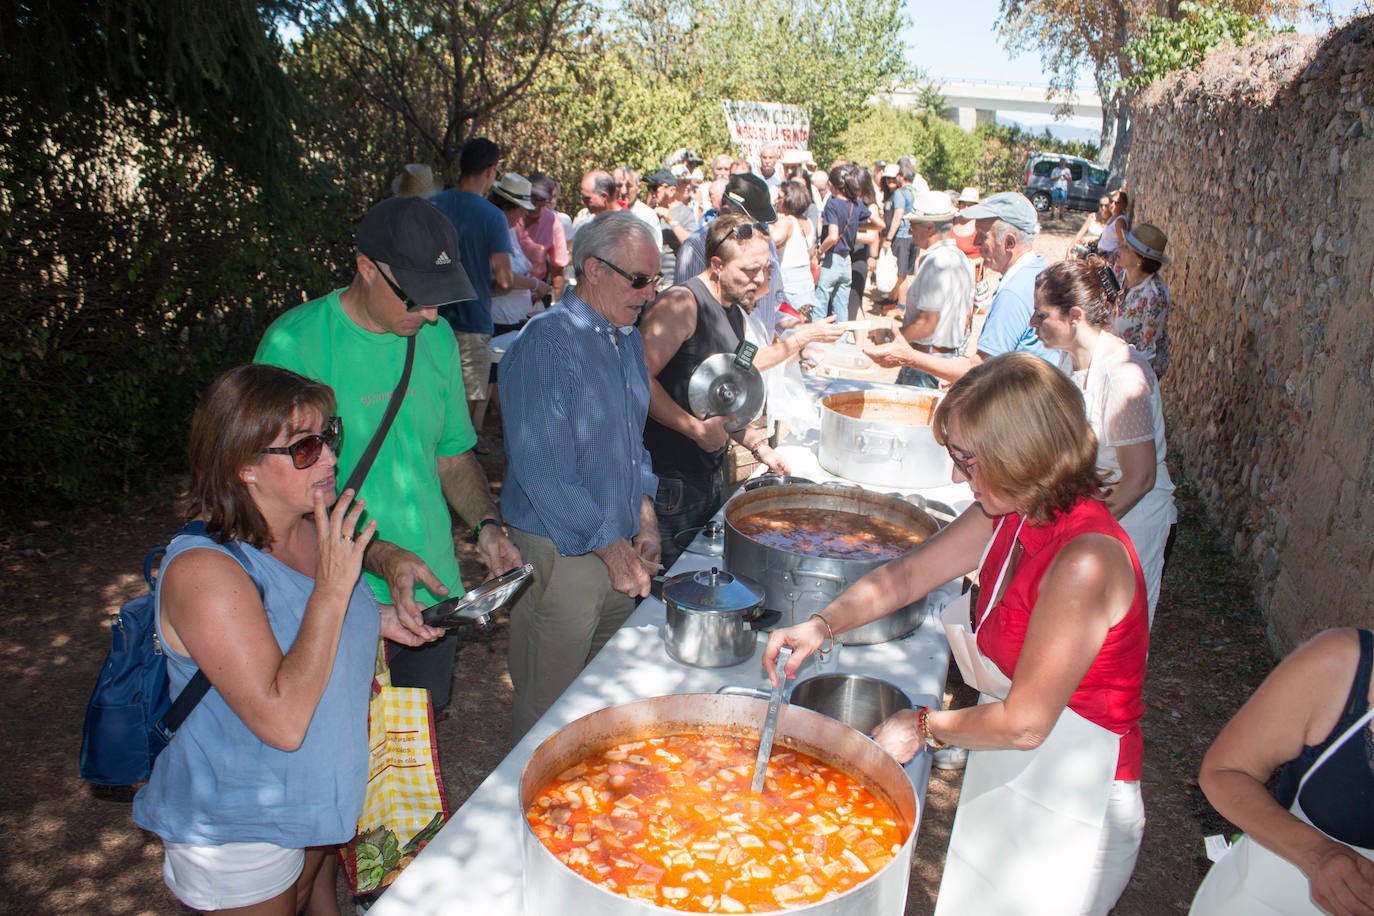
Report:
356,197,477,306
646,167,678,189
723,173,777,223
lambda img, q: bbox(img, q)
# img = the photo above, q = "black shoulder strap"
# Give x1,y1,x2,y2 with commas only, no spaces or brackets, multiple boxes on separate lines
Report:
156,524,261,738
342,334,417,497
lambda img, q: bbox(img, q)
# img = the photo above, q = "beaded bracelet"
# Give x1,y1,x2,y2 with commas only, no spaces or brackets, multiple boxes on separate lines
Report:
917,706,945,748
808,613,835,660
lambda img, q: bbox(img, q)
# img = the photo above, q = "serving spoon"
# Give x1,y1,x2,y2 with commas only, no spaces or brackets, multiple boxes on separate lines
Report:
751,647,791,793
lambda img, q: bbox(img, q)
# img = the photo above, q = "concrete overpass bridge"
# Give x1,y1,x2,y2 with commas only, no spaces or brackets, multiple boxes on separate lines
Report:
880,78,1103,131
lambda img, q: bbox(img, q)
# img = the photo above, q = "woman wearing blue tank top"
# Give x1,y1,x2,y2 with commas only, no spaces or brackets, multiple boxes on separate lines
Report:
1192,628,1374,916
133,365,441,914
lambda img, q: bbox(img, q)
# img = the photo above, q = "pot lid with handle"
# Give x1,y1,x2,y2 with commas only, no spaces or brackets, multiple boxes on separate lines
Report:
659,566,765,613
687,352,766,432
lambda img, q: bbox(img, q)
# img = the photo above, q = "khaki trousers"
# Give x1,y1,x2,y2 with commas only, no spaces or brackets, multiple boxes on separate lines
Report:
506,527,634,741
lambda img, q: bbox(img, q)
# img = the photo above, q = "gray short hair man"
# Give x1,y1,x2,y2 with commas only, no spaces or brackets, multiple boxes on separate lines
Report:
864,191,1055,383
500,209,662,738
888,191,975,389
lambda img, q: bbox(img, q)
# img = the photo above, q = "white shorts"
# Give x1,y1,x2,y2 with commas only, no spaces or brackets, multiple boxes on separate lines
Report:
162,839,303,910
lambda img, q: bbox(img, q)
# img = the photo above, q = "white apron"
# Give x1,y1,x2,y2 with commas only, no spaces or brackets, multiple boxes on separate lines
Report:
1188,707,1374,916
936,517,1124,916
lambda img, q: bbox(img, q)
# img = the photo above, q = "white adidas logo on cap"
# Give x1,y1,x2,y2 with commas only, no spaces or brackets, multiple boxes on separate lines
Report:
435,251,452,266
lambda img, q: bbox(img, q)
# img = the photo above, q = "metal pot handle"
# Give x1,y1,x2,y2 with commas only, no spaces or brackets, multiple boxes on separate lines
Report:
716,685,770,699
858,428,907,460
791,567,846,597
748,609,782,631
898,494,956,529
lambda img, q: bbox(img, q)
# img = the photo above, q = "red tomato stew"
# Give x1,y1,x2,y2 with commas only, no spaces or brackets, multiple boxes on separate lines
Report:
733,507,925,561
527,732,905,912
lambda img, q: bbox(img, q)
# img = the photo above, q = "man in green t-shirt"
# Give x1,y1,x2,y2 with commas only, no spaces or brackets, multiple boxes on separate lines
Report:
256,197,521,710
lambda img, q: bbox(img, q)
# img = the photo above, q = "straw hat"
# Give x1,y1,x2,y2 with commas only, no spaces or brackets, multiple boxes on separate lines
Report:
491,172,536,210
1125,223,1170,263
392,163,437,199
906,189,959,223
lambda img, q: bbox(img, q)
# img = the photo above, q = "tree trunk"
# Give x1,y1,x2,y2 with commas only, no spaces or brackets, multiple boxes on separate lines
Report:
1107,87,1133,187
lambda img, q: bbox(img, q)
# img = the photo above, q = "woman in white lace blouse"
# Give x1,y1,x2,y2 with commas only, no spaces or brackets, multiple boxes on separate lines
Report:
1030,257,1177,626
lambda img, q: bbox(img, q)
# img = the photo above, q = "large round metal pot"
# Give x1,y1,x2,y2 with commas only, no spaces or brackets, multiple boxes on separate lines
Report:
658,567,778,668
519,693,918,915
723,483,940,644
818,388,952,489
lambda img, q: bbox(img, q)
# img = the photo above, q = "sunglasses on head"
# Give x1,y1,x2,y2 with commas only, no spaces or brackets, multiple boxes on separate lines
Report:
263,416,343,469
369,257,429,312
594,256,662,289
706,221,769,261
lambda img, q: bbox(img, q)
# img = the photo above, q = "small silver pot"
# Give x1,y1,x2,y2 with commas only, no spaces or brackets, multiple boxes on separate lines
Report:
721,674,912,737
657,567,780,668
788,674,912,736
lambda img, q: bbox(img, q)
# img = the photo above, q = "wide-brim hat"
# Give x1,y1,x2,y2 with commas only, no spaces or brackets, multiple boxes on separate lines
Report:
723,173,777,222
492,172,536,210
1125,222,1170,263
958,186,981,204
906,189,958,223
392,163,437,199
957,191,1040,235
356,197,477,306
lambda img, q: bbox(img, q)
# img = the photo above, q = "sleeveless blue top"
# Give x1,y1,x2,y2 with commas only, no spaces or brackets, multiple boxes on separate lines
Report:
1275,628,1374,848
132,533,379,847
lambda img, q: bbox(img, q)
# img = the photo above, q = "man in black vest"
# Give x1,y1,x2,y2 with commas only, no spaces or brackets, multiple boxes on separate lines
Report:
640,213,791,568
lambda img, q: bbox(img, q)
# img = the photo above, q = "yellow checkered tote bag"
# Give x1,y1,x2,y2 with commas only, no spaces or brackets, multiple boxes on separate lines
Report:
341,641,449,894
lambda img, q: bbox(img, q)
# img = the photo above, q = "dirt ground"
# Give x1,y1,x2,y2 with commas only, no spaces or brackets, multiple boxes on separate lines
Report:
0,212,1278,915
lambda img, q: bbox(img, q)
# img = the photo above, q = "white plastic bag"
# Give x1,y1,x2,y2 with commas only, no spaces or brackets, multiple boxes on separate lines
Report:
873,250,898,296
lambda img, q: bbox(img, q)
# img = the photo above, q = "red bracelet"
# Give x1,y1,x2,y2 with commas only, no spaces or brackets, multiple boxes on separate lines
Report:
917,706,944,748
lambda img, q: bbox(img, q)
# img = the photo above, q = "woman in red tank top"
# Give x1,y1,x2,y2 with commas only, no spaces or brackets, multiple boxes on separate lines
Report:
765,352,1150,914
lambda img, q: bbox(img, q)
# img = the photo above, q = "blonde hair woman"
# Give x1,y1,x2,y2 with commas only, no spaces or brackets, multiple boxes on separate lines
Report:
765,352,1150,915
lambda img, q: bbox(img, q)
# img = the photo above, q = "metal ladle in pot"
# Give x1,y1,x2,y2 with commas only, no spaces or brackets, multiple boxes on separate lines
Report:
751,646,791,792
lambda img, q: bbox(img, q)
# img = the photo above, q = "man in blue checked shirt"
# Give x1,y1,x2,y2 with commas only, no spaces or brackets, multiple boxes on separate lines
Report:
498,211,663,740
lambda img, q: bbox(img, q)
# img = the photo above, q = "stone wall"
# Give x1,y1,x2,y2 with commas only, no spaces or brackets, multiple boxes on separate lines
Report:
1128,20,1374,652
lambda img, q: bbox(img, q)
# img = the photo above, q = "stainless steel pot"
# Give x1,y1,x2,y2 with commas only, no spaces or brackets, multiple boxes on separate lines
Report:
723,483,940,644
787,674,912,736
519,693,918,916
818,388,952,489
719,674,912,738
658,567,778,668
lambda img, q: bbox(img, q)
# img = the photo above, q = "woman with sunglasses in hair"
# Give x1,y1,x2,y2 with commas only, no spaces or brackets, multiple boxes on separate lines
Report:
765,352,1149,915
133,364,439,915
1029,257,1176,626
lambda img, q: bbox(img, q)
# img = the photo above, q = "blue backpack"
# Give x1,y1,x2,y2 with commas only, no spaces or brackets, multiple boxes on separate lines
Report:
79,523,255,787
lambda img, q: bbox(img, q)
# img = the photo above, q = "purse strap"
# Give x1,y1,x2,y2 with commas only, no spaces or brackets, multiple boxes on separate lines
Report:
342,334,418,497
156,522,260,738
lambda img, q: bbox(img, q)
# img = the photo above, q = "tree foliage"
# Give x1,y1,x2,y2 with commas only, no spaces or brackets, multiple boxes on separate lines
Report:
291,0,596,176
489,0,915,181
1124,1,1280,91
995,0,1298,177
1,0,306,191
839,103,982,190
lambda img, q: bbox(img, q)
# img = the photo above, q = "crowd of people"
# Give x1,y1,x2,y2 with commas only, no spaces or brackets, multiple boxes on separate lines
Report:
126,135,1372,916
